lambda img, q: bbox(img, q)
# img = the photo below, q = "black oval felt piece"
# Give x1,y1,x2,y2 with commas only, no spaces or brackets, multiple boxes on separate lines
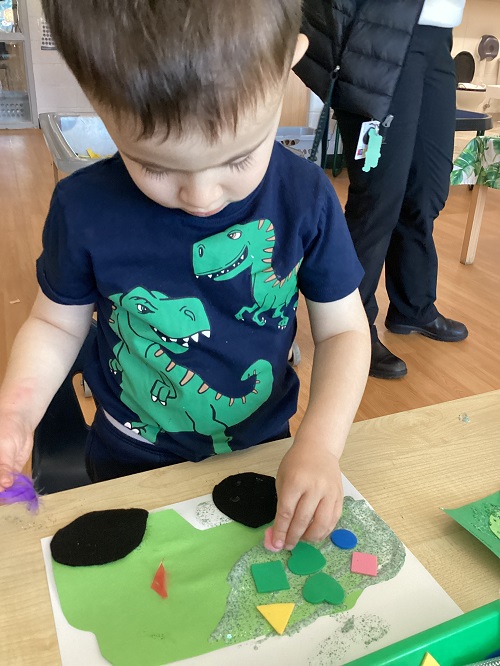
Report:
50,508,149,566
212,472,277,528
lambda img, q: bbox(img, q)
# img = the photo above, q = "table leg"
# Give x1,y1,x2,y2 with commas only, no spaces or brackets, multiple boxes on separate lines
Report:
460,184,488,265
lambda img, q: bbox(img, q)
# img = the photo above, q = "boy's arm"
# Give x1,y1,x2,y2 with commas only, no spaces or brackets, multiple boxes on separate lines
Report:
271,289,370,550
0,289,94,489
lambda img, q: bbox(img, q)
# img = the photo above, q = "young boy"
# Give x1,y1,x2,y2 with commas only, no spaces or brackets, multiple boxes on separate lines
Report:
0,0,370,551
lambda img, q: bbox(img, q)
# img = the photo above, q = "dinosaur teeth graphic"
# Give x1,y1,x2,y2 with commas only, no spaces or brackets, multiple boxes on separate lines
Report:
152,327,189,346
212,247,247,278
203,247,249,280
151,328,205,347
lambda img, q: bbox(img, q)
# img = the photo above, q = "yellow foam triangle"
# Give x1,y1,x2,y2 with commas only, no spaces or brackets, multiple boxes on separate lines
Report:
256,603,295,635
420,653,441,666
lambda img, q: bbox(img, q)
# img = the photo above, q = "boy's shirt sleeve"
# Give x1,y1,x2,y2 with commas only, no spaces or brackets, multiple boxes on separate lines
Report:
36,187,98,305
298,178,364,303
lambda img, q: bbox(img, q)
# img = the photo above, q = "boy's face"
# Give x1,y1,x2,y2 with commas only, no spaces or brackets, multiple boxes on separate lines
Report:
99,98,282,217
95,34,309,218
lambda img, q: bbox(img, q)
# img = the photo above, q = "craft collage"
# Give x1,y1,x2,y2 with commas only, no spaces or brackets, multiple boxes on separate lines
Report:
36,476,459,665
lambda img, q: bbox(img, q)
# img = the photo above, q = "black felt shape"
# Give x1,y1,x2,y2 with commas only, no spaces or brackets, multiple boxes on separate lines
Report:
50,508,149,566
212,472,277,528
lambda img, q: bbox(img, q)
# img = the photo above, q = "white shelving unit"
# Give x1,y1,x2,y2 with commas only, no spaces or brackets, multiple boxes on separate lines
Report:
0,0,37,128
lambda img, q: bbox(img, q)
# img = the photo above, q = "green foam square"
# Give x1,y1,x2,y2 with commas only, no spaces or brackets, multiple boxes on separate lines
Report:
251,560,290,593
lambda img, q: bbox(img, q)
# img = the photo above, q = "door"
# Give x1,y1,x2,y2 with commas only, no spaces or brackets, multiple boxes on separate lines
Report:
0,0,37,128
280,71,310,127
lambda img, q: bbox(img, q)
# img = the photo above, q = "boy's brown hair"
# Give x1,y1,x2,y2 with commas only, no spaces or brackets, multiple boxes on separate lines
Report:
41,0,303,140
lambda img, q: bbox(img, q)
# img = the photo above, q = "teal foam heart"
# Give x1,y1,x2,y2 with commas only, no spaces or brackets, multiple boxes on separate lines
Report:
288,541,326,575
302,572,345,605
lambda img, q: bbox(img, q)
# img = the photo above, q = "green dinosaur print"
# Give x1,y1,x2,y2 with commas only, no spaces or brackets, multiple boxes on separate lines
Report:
108,287,273,453
193,219,301,328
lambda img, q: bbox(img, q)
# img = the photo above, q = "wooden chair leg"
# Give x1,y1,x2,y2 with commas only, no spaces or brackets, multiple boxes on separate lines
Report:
460,184,488,265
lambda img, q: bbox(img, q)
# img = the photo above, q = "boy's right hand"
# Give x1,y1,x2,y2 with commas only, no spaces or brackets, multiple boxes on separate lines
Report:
0,412,33,490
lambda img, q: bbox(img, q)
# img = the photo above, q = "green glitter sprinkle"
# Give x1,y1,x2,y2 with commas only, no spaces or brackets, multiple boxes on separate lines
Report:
309,613,390,664
195,500,231,527
341,617,355,633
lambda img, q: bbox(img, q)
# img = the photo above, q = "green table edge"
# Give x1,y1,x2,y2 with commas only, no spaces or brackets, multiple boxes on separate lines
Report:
345,600,500,666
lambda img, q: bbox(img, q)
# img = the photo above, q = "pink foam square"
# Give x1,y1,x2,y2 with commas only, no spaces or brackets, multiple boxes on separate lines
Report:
351,551,378,576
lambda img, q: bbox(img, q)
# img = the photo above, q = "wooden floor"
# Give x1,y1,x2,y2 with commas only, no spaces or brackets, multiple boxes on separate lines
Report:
1,128,499,436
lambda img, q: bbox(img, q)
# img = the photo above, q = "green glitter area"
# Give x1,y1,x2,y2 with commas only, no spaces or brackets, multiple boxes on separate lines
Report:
211,497,405,644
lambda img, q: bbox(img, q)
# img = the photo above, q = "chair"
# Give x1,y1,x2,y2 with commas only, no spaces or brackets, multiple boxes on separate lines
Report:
32,321,96,494
455,109,493,135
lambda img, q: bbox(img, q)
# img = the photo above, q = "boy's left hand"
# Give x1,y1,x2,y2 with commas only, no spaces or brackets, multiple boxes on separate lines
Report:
270,440,343,551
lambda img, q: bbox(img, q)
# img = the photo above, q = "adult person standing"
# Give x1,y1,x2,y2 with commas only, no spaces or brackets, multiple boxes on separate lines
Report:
295,0,468,379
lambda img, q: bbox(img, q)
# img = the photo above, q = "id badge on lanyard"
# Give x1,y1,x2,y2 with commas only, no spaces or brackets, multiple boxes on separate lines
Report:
354,120,382,172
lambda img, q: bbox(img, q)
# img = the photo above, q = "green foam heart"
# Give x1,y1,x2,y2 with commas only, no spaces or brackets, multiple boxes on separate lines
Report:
302,572,345,605
288,541,327,575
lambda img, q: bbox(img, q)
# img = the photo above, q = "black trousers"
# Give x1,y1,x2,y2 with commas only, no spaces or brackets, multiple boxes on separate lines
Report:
335,25,456,342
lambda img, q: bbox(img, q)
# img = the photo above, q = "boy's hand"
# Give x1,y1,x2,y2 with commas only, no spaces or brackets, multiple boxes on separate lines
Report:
0,413,33,490
271,439,343,551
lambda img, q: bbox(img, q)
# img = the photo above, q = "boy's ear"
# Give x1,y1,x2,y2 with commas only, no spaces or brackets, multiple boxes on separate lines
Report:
291,33,309,68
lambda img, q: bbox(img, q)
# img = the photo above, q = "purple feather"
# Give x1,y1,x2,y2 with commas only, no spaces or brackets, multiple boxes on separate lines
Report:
0,473,39,512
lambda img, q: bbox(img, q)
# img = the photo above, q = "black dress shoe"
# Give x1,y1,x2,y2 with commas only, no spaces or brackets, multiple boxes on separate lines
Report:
385,314,468,342
370,340,407,379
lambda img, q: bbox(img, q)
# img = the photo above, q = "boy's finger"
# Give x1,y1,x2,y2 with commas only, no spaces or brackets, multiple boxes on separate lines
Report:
264,526,282,552
282,494,317,550
301,497,340,543
0,463,14,490
271,490,303,550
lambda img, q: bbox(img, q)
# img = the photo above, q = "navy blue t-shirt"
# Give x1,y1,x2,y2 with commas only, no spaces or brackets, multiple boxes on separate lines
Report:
37,142,363,461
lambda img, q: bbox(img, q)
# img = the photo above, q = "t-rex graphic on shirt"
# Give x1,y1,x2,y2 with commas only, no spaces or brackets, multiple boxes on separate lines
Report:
193,219,301,328
107,287,273,453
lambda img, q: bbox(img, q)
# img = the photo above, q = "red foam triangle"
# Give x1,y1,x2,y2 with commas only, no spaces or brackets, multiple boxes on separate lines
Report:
151,562,168,599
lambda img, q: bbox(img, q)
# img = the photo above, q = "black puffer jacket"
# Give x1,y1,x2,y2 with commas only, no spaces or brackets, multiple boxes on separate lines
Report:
294,0,425,122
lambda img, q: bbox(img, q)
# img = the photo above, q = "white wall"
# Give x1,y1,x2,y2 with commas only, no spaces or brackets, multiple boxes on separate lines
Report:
26,0,93,116
308,92,324,129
